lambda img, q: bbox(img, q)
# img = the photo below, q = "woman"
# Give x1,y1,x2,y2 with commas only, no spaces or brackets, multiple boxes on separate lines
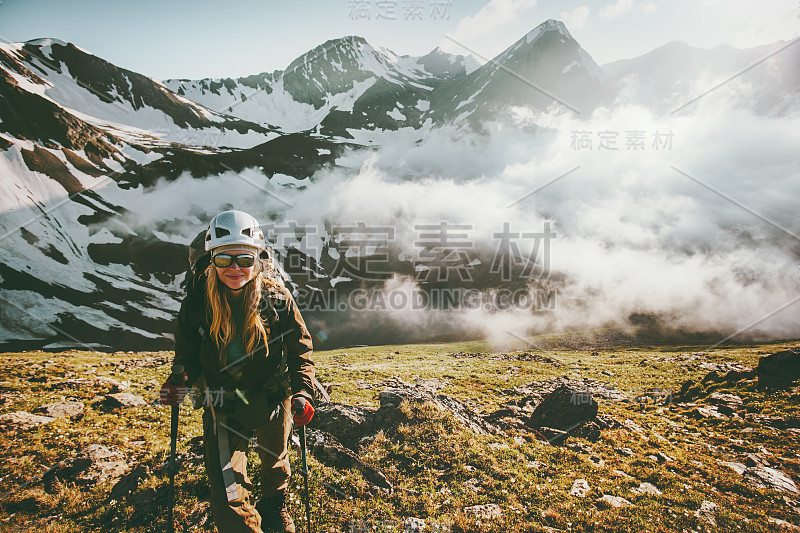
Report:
160,210,315,533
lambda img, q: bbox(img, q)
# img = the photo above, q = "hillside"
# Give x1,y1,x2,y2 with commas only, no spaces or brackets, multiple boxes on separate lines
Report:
0,339,799,532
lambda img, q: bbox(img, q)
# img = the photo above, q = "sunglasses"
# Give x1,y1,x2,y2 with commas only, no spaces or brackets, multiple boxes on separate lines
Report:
212,253,256,269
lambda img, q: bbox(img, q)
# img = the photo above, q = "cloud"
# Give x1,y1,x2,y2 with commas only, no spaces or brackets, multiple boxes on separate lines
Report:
450,0,538,42
560,6,591,30
599,0,635,20
279,96,800,344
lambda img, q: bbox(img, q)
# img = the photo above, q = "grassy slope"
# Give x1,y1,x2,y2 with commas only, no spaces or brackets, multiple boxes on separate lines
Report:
0,339,798,532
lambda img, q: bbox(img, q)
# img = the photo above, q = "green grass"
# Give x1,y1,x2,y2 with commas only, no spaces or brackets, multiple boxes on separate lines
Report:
0,340,799,532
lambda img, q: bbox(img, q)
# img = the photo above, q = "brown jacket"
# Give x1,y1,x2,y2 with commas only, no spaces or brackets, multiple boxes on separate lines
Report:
172,275,315,401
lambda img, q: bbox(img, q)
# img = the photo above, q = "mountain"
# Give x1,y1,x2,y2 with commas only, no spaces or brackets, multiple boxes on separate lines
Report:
163,37,480,135
0,38,348,350
1,21,797,351
429,19,612,123
603,39,800,115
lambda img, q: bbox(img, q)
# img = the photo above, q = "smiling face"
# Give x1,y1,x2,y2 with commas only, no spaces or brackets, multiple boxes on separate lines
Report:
213,249,257,291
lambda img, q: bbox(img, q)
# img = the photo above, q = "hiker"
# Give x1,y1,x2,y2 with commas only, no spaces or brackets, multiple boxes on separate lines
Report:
160,209,315,533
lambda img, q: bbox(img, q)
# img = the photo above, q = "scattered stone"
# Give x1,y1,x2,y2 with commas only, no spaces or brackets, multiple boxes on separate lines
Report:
757,349,800,389
588,455,605,467
599,494,633,508
691,406,728,420
105,392,146,408
515,353,563,366
463,478,482,493
570,479,590,497
463,503,502,519
613,469,634,479
0,410,54,431
744,467,799,494
695,501,718,526
34,399,84,418
566,441,593,454
768,518,800,531
403,518,425,533
615,447,635,457
632,482,662,496
622,419,646,436
721,461,747,475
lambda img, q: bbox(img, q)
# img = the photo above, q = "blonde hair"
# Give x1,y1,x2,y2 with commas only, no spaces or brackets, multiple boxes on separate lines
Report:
204,256,285,360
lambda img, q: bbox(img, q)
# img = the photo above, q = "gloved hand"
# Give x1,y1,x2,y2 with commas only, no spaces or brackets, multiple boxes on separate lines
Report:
291,394,314,426
159,372,187,406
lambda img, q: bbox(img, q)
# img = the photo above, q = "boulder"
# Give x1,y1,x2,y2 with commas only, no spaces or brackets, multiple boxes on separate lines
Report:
757,349,800,389
310,403,373,450
105,393,146,408
525,384,599,434
305,429,392,492
108,465,148,502
570,479,590,497
695,501,718,526
34,399,84,418
632,482,662,496
708,392,743,415
0,411,54,431
43,444,128,492
599,494,633,508
743,467,799,494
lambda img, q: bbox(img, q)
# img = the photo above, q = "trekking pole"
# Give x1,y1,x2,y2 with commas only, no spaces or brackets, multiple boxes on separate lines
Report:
300,424,312,532
167,364,184,533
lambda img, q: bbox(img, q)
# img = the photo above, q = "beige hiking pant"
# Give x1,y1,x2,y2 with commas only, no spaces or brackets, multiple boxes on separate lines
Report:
202,398,292,533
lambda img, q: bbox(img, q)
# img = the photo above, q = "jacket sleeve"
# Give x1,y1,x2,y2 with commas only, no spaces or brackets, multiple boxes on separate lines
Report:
281,288,315,400
172,293,204,387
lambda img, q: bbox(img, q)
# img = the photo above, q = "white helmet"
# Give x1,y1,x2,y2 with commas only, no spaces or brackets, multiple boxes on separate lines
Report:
204,210,266,253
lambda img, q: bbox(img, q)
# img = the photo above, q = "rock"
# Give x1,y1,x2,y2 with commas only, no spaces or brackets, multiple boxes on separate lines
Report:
588,455,605,467
744,467,799,494
632,482,662,496
616,447,635,457
622,419,646,436
311,403,373,450
108,465,148,502
403,518,425,533
655,452,674,463
599,494,633,508
105,392,146,408
709,392,744,416
43,444,128,492
305,429,392,492
745,453,769,468
695,501,718,526
691,406,728,420
768,518,800,531
721,461,747,475
525,384,599,434
757,349,800,389
463,503,502,519
380,388,499,436
0,410,55,431
570,479,590,497
34,399,84,418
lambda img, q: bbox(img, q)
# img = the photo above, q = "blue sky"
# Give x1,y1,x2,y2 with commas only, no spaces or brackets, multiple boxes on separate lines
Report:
0,0,797,80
